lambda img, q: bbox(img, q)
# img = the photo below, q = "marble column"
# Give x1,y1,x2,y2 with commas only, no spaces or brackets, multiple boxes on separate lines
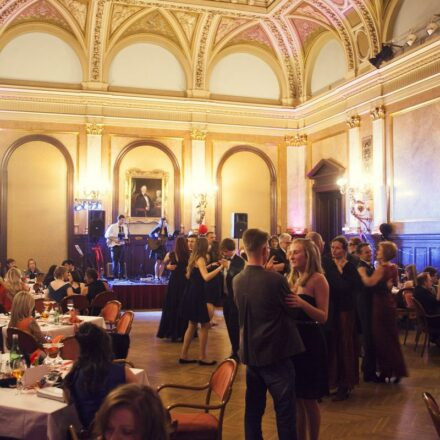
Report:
370,106,386,232
286,134,307,232
190,128,207,228
346,115,362,230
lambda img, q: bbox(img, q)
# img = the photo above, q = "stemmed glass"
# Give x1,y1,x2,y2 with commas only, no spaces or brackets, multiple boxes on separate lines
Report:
53,343,64,366
11,357,27,394
67,300,74,314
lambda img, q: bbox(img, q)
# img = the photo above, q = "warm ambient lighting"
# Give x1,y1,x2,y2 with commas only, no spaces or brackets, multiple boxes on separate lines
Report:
406,32,417,46
426,21,438,36
74,182,108,211
185,180,218,226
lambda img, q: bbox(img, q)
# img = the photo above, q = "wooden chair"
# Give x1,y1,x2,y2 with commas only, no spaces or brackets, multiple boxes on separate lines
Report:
116,311,135,335
100,300,122,331
412,298,440,357
60,335,80,361
34,298,46,314
68,425,79,440
60,295,90,315
423,392,440,437
6,327,39,355
158,359,238,440
395,287,415,345
90,291,117,315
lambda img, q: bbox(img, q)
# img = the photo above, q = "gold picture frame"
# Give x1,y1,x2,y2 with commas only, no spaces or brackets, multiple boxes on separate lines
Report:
125,168,169,223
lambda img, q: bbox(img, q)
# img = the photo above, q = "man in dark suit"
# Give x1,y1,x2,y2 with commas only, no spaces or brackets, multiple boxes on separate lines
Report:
233,228,304,440
356,242,378,382
220,238,245,362
134,185,152,217
269,232,291,275
414,272,440,316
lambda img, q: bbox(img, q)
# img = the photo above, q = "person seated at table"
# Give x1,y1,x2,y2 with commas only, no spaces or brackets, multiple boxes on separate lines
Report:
4,267,29,301
63,323,137,430
24,258,40,280
62,259,84,281
8,291,45,345
32,273,45,295
414,272,440,315
1,258,17,278
93,384,171,440
0,279,12,313
67,270,84,295
48,266,73,303
82,268,108,304
43,264,57,287
402,264,417,288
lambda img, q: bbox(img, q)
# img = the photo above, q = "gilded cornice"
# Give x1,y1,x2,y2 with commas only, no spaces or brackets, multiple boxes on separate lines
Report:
285,134,307,147
86,122,104,134
346,115,360,128
190,128,207,140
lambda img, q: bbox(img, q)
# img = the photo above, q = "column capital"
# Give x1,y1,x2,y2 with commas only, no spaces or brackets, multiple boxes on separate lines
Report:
370,105,386,120
346,115,360,129
285,134,307,147
86,122,104,135
190,128,207,141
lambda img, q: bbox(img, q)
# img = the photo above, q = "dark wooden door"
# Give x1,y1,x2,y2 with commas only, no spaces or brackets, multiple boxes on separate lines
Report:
315,190,343,253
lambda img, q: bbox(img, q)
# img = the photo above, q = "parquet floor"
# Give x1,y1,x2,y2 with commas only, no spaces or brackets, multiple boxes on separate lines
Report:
128,310,440,440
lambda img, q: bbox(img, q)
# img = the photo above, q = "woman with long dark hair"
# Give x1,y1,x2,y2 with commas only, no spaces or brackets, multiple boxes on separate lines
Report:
205,240,223,322
179,237,227,365
63,323,137,430
157,236,190,341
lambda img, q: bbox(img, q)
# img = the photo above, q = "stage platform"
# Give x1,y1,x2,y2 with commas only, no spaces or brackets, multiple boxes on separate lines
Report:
109,280,168,310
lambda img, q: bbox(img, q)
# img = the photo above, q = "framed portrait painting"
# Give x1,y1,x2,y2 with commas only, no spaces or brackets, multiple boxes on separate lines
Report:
125,168,168,222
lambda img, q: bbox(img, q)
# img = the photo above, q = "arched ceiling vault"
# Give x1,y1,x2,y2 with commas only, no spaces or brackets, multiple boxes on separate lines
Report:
0,0,401,103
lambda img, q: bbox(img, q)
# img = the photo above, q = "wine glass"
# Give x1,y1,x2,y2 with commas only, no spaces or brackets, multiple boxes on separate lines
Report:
11,357,26,394
67,300,74,314
53,343,64,366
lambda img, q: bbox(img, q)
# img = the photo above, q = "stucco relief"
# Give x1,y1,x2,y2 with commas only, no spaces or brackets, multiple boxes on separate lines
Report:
215,17,249,45
12,0,71,32
110,4,143,35
290,18,324,46
290,4,330,25
229,24,273,50
58,0,87,32
172,11,198,42
195,12,214,89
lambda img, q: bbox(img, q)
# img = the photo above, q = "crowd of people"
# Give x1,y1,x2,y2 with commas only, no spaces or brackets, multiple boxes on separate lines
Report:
2,226,440,439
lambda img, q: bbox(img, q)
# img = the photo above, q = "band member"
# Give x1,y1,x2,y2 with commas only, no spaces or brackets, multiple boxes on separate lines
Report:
105,215,129,279
149,217,169,281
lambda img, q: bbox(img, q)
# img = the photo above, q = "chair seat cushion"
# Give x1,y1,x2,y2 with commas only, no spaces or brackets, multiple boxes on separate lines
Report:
172,412,219,439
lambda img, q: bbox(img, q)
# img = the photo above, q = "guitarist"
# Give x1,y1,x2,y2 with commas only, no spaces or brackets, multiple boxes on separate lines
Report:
105,214,129,279
149,217,169,281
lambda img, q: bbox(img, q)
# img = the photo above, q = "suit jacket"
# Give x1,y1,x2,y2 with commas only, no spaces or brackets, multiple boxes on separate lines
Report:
134,193,152,216
222,255,245,300
233,265,304,367
269,247,290,275
414,286,440,315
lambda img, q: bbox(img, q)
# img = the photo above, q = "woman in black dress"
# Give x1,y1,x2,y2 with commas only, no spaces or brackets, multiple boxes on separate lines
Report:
157,236,190,341
179,237,227,365
287,238,329,440
205,240,222,322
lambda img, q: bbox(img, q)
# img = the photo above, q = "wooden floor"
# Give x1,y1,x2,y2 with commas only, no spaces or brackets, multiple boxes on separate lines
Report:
127,310,440,440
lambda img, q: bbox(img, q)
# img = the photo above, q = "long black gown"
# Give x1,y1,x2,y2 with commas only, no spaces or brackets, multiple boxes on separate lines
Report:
157,253,188,341
181,267,210,324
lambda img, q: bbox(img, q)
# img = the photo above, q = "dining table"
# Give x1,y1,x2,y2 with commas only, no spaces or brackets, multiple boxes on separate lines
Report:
0,354,149,439
0,315,106,353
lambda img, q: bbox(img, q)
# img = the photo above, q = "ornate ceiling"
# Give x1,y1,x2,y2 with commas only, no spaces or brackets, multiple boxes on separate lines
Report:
0,0,403,103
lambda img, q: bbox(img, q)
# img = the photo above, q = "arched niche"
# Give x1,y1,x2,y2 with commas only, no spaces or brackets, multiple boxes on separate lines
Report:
0,28,84,85
0,135,74,266
104,36,189,92
112,140,181,230
306,33,348,96
209,47,283,102
215,146,277,239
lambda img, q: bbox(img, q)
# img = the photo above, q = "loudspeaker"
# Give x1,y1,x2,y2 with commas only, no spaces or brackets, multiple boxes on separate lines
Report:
232,213,248,239
88,210,105,241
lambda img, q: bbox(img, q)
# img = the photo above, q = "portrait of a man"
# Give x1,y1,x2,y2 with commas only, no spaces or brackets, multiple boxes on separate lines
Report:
130,177,163,218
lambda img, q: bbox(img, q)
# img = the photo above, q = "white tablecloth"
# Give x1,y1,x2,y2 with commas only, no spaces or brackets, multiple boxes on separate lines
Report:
1,315,105,353
0,364,148,439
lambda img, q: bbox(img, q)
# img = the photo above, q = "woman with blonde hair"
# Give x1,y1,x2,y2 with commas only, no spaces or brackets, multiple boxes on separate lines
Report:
4,267,29,300
403,264,417,288
358,241,408,383
286,238,329,440
93,384,170,440
179,237,227,365
8,291,45,345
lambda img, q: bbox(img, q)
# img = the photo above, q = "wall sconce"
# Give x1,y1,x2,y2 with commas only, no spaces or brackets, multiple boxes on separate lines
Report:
74,182,107,211
337,177,373,233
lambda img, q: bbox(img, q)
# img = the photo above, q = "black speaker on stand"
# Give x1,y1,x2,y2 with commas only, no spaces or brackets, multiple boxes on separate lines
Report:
232,213,248,252
88,210,105,276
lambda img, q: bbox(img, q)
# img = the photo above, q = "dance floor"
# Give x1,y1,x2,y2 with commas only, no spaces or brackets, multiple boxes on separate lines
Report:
128,310,440,440
109,280,167,310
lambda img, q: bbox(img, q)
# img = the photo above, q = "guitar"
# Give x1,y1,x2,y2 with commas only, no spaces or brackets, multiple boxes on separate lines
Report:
106,237,129,247
146,236,167,251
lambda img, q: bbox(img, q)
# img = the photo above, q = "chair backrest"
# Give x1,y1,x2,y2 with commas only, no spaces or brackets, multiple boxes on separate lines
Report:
34,298,46,314
116,311,134,335
209,358,238,403
412,298,428,330
60,335,80,361
6,327,39,354
100,300,122,323
401,288,415,309
423,392,440,437
60,295,90,314
90,290,117,309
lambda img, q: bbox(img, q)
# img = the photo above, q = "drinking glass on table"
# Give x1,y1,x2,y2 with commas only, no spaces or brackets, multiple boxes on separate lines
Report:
11,357,26,394
67,300,74,314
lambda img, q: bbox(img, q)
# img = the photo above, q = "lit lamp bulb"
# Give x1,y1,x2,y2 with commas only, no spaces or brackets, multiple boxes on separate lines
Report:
426,22,438,36
406,32,417,46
